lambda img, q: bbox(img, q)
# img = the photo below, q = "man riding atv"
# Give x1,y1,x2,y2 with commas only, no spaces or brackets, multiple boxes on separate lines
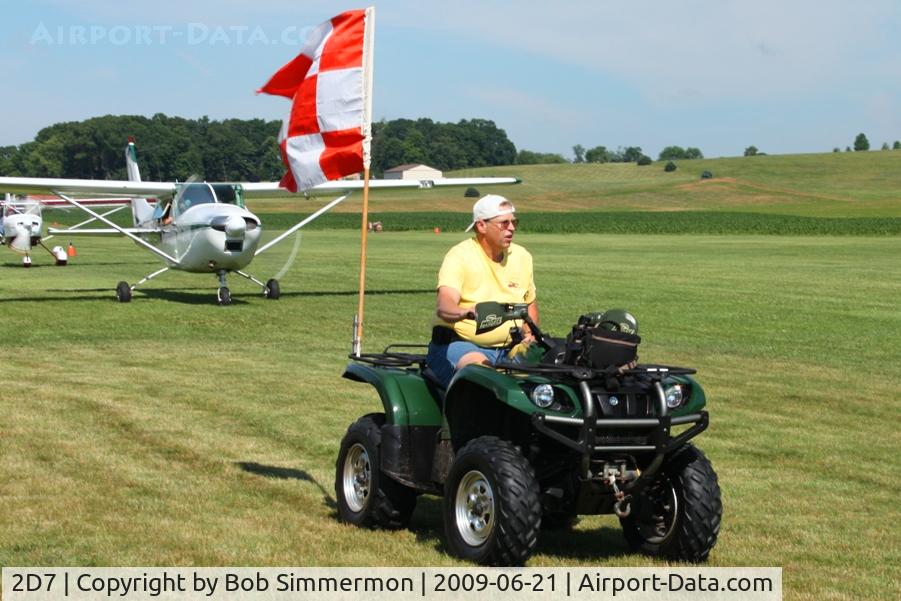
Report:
336,197,722,566
427,194,539,387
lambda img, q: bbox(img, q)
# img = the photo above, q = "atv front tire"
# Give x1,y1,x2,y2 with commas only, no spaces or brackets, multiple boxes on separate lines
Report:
335,413,416,529
620,443,722,562
443,436,541,566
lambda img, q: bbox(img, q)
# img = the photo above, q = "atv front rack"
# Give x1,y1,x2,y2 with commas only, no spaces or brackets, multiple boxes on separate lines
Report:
494,360,696,380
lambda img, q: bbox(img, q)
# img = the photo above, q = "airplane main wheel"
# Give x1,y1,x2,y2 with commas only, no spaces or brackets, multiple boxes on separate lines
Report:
116,281,132,303
217,286,231,306
264,278,280,300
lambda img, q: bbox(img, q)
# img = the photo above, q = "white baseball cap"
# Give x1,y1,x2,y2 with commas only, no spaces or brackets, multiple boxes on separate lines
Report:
465,194,516,232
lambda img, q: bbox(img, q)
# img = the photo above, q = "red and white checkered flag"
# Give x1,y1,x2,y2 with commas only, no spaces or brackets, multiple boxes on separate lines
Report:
258,8,374,192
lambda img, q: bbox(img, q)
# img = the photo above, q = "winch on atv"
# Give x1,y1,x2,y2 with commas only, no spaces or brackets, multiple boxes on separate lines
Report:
335,302,722,566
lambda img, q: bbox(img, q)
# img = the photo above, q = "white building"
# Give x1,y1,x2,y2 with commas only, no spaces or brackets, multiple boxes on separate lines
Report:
384,163,443,180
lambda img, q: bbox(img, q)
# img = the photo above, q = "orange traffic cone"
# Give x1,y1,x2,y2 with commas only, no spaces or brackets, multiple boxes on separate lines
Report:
67,242,77,257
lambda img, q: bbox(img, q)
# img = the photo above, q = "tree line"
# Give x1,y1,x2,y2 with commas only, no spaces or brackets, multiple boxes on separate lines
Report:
6,115,893,181
0,114,285,182
568,144,703,165
0,114,519,181
831,133,901,153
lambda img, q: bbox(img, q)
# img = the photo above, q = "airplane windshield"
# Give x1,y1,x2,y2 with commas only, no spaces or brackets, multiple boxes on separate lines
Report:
3,200,40,217
212,184,245,209
175,183,216,215
173,183,245,215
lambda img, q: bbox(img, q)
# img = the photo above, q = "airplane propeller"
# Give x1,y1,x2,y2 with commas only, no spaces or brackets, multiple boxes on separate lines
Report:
9,224,33,254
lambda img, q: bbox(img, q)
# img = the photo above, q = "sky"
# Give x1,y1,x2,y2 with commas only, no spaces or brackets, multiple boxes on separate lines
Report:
2,0,900,160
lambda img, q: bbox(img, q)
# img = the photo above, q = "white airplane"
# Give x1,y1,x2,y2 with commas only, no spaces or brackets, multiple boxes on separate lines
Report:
0,140,519,304
1,195,70,267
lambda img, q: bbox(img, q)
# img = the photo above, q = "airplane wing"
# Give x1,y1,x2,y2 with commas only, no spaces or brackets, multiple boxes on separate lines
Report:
1,173,519,264
0,177,176,197
0,175,520,199
243,176,521,198
48,227,160,235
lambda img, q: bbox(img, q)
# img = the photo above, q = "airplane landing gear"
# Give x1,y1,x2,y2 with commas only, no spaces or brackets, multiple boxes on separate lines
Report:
23,255,31,268
40,242,67,266
52,245,68,266
264,278,280,300
114,267,168,303
234,269,280,300
116,281,133,303
217,270,232,306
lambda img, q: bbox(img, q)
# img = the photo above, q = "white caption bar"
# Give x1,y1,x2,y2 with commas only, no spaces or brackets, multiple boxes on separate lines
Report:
3,567,781,601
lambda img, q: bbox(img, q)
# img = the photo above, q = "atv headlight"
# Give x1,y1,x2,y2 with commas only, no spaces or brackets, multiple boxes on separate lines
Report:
664,384,685,409
530,384,555,408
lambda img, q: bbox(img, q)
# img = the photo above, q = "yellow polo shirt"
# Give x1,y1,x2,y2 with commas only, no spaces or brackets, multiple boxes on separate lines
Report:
436,237,536,346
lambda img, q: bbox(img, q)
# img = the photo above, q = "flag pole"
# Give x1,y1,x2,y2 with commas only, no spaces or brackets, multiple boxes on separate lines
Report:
353,6,376,357
354,168,371,356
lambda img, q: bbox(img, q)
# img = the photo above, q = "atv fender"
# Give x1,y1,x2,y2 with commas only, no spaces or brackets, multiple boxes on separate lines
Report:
443,365,538,451
446,365,535,412
343,363,444,490
343,363,443,427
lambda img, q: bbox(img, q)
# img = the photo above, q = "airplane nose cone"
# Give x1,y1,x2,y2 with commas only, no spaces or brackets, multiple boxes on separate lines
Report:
224,216,246,238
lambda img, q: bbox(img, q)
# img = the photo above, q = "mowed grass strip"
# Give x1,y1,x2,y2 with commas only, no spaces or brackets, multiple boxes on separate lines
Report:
1,231,899,600
45,210,901,237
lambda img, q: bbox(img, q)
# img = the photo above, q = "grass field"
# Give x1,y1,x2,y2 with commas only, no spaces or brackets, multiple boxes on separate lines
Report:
4,151,901,598
1,225,899,600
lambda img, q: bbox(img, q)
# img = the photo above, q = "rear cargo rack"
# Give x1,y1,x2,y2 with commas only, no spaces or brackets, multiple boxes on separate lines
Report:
349,344,428,368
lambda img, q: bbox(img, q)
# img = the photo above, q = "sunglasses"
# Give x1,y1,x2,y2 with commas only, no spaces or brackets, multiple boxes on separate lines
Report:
485,217,519,230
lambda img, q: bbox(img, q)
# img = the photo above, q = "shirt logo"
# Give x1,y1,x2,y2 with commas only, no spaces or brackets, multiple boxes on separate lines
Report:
508,281,520,288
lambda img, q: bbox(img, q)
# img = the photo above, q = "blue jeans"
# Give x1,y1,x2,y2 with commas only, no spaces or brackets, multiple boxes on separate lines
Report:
426,340,516,388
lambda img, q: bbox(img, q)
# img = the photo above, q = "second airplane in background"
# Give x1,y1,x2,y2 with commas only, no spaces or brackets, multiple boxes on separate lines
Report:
0,139,519,305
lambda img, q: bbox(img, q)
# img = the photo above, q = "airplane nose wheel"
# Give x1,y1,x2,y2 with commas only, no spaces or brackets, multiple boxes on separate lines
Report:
217,287,232,306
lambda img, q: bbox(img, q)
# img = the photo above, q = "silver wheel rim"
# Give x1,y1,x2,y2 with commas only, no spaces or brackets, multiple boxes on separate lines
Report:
343,443,371,512
454,469,495,546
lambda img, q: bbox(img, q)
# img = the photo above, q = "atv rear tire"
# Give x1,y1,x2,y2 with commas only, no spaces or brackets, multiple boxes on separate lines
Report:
443,436,541,566
620,443,722,562
335,413,416,529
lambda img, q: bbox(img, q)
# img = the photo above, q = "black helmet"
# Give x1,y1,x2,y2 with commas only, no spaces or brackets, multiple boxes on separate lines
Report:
597,309,639,335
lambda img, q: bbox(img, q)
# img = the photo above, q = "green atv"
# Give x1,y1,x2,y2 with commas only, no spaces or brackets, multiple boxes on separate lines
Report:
335,303,722,566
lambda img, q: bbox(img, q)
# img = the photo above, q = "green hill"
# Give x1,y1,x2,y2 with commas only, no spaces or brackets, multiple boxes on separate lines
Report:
45,151,901,235
237,151,901,235
450,151,901,218
250,150,901,218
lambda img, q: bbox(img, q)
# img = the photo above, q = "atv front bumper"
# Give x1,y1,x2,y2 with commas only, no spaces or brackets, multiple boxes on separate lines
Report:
530,379,709,478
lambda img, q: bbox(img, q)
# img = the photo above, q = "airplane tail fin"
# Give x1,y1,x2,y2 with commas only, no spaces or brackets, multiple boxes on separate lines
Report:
126,137,155,227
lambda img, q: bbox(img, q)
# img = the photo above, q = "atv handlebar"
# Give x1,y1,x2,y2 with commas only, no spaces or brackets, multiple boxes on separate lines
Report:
473,301,553,351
